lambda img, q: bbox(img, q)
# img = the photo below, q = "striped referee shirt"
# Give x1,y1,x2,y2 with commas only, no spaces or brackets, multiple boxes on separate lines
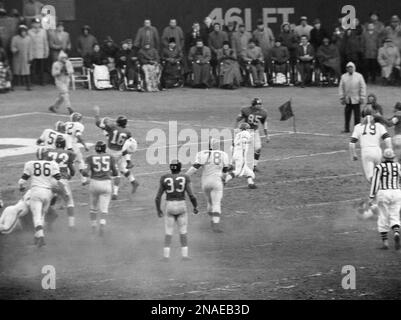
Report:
370,161,401,198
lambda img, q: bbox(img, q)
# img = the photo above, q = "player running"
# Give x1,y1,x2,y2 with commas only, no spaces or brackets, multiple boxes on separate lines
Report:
93,106,139,199
44,136,77,230
155,160,198,261
36,121,72,150
225,122,257,189
350,106,392,182
65,112,89,184
83,141,119,236
235,98,269,172
186,139,230,233
384,102,401,161
18,147,68,247
369,149,401,250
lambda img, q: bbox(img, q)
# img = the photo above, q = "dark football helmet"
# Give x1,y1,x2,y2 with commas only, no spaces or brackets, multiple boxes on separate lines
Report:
170,159,182,174
116,115,128,128
55,135,66,149
55,121,66,133
95,141,107,153
251,98,262,107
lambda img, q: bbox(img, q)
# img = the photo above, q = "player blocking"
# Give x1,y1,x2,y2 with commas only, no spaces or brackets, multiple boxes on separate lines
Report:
94,106,139,199
155,160,198,261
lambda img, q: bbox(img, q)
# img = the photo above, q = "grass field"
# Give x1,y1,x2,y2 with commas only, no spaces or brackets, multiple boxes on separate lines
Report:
0,84,401,300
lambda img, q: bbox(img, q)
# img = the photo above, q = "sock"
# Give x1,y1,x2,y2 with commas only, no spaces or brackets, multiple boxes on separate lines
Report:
180,233,188,247
90,210,97,225
35,226,44,238
100,218,106,226
129,175,136,183
68,216,75,227
181,246,188,258
225,172,234,183
113,186,119,196
247,177,254,184
381,232,388,241
163,247,170,258
212,216,220,224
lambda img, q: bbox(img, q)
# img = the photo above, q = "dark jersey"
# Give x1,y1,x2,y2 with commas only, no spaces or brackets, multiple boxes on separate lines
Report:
97,121,132,151
45,148,76,180
85,154,118,180
239,106,268,130
158,173,191,201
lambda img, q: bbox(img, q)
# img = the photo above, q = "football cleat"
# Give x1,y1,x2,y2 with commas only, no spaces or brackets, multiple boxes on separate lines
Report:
253,166,260,173
248,184,257,189
36,237,46,248
49,106,57,113
112,194,118,200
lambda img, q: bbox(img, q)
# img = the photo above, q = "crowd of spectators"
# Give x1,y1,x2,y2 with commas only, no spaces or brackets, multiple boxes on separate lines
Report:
0,0,400,93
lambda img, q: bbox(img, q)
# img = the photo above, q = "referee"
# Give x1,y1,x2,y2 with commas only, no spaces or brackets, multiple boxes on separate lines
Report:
369,149,401,250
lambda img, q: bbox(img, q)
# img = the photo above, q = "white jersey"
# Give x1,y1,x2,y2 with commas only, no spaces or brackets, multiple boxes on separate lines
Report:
233,130,252,159
23,160,60,189
351,117,390,149
65,121,85,145
39,129,72,150
194,150,230,179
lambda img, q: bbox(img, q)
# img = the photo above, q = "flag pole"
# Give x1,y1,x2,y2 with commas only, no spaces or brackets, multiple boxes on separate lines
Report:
291,98,297,133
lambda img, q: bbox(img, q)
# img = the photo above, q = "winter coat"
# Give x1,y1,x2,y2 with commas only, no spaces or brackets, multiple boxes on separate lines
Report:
134,26,160,50
77,33,98,57
28,28,49,59
361,31,380,59
378,43,401,78
231,31,252,56
252,28,275,58
11,34,32,75
161,26,184,50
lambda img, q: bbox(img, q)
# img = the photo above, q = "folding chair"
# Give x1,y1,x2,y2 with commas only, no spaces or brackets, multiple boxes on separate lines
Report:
69,57,92,90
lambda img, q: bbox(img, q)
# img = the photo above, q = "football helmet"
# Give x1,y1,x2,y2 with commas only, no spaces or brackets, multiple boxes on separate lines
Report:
55,121,66,133
251,98,262,107
36,147,48,160
70,112,83,122
95,141,107,153
116,115,128,128
55,136,66,149
170,160,182,174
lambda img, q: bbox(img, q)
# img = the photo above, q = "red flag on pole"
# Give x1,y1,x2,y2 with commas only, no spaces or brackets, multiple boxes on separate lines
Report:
279,100,294,121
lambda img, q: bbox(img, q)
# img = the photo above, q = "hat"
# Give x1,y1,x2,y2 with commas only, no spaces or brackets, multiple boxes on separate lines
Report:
383,149,395,160
276,37,283,43
82,25,91,31
0,7,6,14
256,19,264,25
346,62,355,69
104,36,113,43
384,37,393,42
168,37,176,43
238,23,245,28
300,16,308,21
18,24,28,30
391,15,400,22
313,18,321,24
223,40,230,45
32,18,41,24
57,21,64,27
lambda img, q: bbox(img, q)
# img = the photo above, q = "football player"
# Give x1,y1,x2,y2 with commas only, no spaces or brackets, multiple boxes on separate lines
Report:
385,102,401,161
0,190,30,235
36,121,72,150
93,106,139,199
350,106,392,182
155,160,198,261
44,136,77,230
64,112,89,184
82,141,119,236
225,122,257,189
186,138,230,233
235,98,269,172
18,147,68,247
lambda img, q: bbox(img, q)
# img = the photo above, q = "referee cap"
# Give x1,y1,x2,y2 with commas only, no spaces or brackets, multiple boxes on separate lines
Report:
383,149,395,160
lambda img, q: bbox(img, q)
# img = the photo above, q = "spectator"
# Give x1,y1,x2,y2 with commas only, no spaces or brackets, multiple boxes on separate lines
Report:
0,8,18,55
294,16,313,39
49,50,73,114
310,18,329,50
10,8,25,26
134,19,160,51
185,22,202,53
48,22,71,62
270,37,290,74
188,38,211,88
384,15,401,53
343,29,363,72
241,38,266,87
378,38,401,85
84,43,107,68
364,12,385,39
231,24,252,57
216,40,242,89
22,0,42,26
116,39,131,69
0,40,11,92
361,23,380,83
354,18,364,36
117,40,142,91
161,37,183,88
366,93,383,116
296,34,315,87
28,18,48,85
11,25,32,90
339,61,367,133
208,23,228,77
77,25,98,58
252,19,275,62
200,16,214,44
161,19,184,51
223,21,237,45
138,42,161,92
332,26,346,71
101,36,119,60
279,22,299,82
316,37,341,84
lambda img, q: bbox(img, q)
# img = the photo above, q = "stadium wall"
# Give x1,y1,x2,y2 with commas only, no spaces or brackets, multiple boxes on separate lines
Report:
4,0,401,53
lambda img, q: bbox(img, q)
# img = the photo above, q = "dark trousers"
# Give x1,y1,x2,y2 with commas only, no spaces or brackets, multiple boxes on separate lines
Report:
297,61,313,85
344,103,360,132
31,58,46,85
363,58,378,82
